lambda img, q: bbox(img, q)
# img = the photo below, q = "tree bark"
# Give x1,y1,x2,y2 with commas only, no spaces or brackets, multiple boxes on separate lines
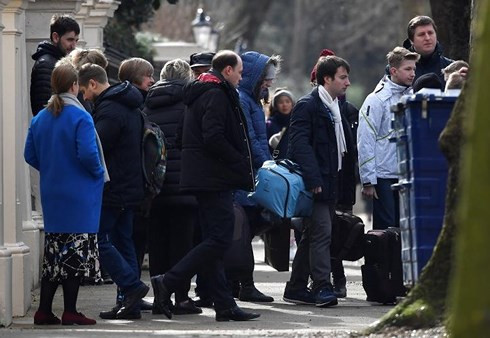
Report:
430,0,472,60
449,0,490,335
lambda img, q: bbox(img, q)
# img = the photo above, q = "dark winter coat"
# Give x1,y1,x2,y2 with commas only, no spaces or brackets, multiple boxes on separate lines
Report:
143,79,196,206
238,52,272,169
287,87,339,203
180,70,254,193
337,101,359,208
403,39,453,86
93,81,145,208
266,112,291,140
30,41,65,116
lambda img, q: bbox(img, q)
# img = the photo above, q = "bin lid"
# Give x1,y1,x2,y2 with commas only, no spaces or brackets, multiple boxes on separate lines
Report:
402,93,459,104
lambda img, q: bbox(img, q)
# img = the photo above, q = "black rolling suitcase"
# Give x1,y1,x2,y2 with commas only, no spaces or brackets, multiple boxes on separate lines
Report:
361,227,407,304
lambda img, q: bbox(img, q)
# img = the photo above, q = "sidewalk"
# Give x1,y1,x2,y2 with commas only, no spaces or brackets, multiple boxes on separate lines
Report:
2,215,394,337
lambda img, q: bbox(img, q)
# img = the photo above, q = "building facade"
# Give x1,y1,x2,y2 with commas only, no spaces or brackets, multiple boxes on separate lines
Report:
0,0,119,327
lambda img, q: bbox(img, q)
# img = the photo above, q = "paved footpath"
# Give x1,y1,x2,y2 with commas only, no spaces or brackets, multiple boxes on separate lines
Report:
1,215,395,337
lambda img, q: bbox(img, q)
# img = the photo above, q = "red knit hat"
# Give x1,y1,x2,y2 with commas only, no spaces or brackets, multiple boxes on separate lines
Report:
310,49,335,83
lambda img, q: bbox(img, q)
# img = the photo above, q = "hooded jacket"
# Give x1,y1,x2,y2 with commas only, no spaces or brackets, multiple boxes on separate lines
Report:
357,76,412,185
403,39,453,86
143,79,196,206
238,52,272,169
30,41,65,116
93,81,145,208
180,70,254,192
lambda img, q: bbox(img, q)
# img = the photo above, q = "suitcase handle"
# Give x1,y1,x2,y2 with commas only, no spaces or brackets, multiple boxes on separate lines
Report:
391,181,412,191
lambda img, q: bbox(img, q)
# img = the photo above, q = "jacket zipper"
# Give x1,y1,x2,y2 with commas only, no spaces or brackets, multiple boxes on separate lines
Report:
236,107,255,190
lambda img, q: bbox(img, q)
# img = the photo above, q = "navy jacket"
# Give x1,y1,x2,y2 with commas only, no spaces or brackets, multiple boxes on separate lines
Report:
180,71,254,192
288,87,339,203
94,81,145,208
30,41,65,116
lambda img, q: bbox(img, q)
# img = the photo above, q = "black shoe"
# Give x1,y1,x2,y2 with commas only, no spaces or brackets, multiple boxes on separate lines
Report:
239,285,274,302
150,275,172,319
99,304,141,320
192,296,214,308
116,283,149,318
172,299,202,315
333,277,347,298
215,305,260,322
140,299,153,311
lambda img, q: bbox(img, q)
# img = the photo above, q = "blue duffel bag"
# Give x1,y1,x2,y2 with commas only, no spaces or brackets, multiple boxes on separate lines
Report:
249,160,313,218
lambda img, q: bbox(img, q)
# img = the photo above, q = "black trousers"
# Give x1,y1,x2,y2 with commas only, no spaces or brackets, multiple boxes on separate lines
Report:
148,204,197,302
162,191,236,311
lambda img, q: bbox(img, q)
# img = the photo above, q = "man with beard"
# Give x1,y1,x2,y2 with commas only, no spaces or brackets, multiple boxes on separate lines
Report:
30,14,80,116
358,47,419,230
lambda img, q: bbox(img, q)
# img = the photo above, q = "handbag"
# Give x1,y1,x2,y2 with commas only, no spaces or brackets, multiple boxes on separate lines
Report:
249,159,313,218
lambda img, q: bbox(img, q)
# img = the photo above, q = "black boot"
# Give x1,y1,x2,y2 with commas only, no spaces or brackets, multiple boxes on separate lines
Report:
239,284,274,302
215,305,260,322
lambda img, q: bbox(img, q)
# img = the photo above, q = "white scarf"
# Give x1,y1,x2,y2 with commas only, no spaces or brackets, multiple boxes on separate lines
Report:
317,85,347,171
58,93,110,182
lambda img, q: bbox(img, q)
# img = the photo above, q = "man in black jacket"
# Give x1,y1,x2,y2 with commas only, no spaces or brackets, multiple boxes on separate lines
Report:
30,15,80,116
78,64,149,320
283,56,351,308
151,50,260,322
402,15,453,87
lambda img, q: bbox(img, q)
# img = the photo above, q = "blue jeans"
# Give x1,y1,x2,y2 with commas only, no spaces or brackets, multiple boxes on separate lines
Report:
373,178,400,230
98,207,142,294
162,191,236,311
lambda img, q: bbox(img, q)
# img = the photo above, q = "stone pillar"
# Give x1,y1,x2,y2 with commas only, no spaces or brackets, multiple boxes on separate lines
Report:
77,0,119,50
0,0,13,326
2,0,33,317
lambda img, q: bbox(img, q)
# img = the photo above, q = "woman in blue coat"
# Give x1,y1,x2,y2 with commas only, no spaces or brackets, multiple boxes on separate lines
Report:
24,61,106,326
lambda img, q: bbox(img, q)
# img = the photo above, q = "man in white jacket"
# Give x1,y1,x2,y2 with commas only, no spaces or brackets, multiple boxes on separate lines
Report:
358,47,419,229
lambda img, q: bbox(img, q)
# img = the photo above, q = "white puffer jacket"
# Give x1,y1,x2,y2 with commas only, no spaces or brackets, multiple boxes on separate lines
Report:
357,76,412,185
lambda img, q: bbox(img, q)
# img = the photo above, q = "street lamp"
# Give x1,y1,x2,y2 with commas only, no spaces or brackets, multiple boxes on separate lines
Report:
191,7,219,52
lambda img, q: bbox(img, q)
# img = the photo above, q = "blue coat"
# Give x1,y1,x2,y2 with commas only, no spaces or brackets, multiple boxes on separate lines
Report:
238,51,272,169
24,104,105,233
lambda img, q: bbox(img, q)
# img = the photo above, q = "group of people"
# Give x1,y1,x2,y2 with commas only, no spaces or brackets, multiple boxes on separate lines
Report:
25,13,466,326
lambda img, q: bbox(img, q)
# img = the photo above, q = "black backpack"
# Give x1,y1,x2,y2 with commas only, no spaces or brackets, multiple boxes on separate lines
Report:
140,111,168,214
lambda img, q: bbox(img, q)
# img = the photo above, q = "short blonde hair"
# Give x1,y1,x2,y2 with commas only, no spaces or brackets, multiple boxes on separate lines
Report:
118,57,154,85
160,59,193,81
387,47,420,69
71,48,108,70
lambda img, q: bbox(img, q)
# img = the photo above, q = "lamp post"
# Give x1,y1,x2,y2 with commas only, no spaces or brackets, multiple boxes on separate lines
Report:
191,7,220,52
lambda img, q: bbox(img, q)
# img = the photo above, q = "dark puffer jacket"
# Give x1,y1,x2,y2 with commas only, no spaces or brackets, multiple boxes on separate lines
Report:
403,39,453,86
143,79,196,206
180,71,254,192
288,87,339,203
30,41,65,116
93,81,145,208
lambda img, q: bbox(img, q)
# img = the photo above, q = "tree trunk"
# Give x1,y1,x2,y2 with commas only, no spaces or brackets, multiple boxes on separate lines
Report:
430,0,472,60
449,0,490,335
